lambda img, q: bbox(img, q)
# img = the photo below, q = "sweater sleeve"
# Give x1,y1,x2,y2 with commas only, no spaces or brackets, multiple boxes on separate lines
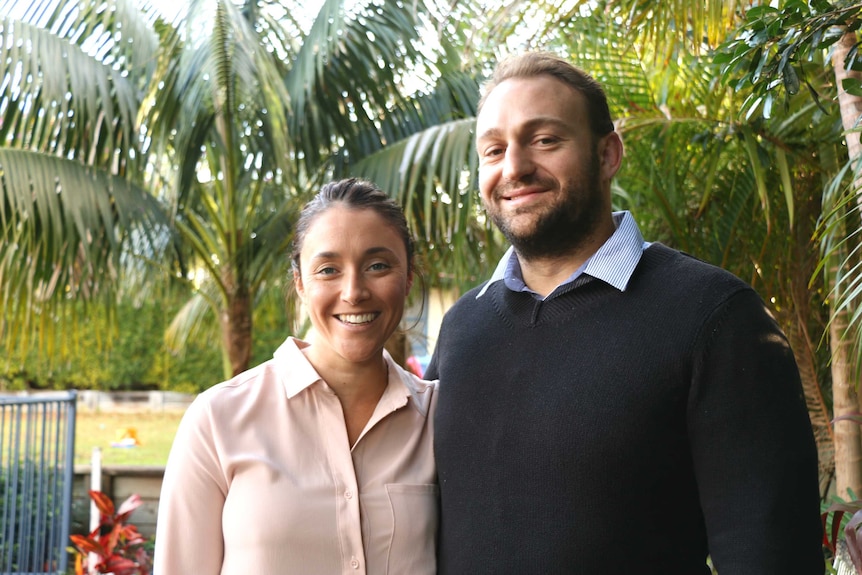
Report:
687,289,824,574
153,395,228,575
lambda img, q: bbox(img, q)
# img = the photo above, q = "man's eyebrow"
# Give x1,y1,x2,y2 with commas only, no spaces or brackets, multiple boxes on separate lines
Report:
476,127,503,142
476,116,572,141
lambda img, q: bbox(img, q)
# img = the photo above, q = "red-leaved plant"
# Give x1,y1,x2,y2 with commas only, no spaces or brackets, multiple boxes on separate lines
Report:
70,490,153,575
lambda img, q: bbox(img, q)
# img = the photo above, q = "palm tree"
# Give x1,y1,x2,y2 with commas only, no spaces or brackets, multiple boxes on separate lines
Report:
0,0,487,378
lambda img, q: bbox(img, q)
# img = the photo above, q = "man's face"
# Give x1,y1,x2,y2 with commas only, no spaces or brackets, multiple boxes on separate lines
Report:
475,75,613,260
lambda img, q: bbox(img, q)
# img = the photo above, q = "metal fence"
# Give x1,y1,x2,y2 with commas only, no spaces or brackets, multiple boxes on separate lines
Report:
0,391,77,575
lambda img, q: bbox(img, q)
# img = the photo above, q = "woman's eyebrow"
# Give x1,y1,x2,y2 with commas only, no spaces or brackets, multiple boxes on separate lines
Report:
308,246,396,260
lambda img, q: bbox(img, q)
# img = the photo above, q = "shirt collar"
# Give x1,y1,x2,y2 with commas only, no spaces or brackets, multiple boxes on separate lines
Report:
476,211,648,299
273,336,320,397
272,336,431,417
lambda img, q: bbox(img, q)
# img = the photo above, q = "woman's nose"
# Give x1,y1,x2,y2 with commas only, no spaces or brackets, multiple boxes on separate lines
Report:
341,271,370,305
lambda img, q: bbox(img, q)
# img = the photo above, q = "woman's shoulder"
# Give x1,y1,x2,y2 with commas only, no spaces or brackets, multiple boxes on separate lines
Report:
391,357,437,390
190,359,281,414
387,356,438,414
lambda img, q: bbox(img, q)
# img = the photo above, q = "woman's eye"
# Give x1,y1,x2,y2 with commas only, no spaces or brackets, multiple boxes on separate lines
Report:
316,266,338,276
368,262,390,272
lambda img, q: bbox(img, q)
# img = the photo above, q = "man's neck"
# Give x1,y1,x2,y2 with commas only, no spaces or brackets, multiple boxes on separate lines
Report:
517,251,591,298
516,221,615,298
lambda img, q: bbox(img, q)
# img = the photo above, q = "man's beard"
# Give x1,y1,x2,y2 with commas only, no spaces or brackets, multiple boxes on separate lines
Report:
488,152,604,262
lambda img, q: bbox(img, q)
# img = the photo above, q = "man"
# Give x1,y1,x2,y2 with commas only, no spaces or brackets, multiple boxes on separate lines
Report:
425,52,824,574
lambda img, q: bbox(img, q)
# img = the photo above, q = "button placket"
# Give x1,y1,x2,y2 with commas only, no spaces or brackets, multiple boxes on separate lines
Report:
318,388,367,575
338,478,363,573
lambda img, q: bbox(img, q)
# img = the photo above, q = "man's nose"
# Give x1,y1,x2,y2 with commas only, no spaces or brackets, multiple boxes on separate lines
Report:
502,144,536,181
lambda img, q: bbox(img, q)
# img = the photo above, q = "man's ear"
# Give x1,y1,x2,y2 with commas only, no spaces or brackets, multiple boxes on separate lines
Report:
598,131,624,181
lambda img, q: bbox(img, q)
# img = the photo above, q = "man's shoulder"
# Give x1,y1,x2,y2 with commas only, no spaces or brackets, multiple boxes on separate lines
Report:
637,244,759,316
436,282,496,331
643,243,750,287
451,282,489,307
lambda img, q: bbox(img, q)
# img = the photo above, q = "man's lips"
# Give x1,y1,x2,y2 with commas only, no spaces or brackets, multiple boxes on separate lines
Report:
500,187,545,201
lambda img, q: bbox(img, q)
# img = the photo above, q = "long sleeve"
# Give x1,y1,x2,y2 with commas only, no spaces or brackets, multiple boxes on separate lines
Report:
154,395,227,575
687,289,823,573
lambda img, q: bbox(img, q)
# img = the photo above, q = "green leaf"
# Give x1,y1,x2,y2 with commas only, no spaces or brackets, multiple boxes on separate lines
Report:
842,77,862,97
775,148,794,230
746,5,780,21
783,63,801,95
848,44,862,71
763,91,774,119
741,129,770,221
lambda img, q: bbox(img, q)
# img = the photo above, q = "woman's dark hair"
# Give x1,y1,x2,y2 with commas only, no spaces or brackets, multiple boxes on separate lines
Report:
290,178,415,275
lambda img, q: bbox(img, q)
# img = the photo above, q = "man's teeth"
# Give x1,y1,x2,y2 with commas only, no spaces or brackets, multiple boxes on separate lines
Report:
339,313,376,325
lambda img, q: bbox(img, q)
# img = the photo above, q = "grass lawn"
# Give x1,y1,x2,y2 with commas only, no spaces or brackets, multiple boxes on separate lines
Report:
74,411,185,467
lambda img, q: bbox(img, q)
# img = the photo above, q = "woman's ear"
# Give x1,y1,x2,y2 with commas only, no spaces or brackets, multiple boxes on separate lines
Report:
293,269,305,301
405,270,414,295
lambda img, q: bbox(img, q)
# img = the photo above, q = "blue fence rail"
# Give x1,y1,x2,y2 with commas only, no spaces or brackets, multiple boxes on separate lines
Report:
0,391,77,575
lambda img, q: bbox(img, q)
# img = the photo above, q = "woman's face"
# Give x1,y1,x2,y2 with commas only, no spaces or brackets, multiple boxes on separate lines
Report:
294,205,412,370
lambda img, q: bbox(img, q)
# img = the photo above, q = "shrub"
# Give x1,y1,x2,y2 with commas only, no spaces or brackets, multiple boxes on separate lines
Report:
0,460,65,573
69,490,152,575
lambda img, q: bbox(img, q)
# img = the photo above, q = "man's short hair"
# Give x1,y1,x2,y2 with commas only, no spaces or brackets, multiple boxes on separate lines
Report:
479,52,615,136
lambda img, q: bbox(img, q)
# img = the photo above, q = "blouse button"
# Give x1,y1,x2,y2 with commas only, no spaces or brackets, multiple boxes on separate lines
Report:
344,489,353,499
350,557,360,569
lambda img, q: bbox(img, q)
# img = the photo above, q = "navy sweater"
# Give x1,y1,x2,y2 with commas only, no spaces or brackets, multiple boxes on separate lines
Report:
426,244,823,575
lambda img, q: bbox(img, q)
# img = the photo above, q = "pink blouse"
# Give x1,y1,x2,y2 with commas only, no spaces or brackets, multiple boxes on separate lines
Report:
154,337,438,575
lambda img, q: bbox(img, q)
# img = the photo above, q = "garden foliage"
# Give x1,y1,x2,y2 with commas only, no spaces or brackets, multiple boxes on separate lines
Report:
70,490,152,575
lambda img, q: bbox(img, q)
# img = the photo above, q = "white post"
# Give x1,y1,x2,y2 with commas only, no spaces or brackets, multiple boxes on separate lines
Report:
89,446,102,575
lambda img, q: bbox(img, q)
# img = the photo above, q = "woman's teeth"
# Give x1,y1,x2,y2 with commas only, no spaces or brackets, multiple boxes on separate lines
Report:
338,313,376,325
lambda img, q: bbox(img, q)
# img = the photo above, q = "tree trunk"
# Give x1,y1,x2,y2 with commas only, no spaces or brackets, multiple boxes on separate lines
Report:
220,287,253,378
782,163,836,495
832,303,862,499
830,29,862,500
787,295,835,494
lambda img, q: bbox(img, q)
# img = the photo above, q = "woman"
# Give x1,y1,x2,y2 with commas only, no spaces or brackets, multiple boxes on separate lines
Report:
154,178,438,575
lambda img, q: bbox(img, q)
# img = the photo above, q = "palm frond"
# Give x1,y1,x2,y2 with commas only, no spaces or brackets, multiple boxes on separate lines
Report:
285,0,442,175
37,0,161,78
817,156,862,372
164,290,220,356
351,118,501,289
246,206,299,292
0,17,143,170
0,149,175,349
